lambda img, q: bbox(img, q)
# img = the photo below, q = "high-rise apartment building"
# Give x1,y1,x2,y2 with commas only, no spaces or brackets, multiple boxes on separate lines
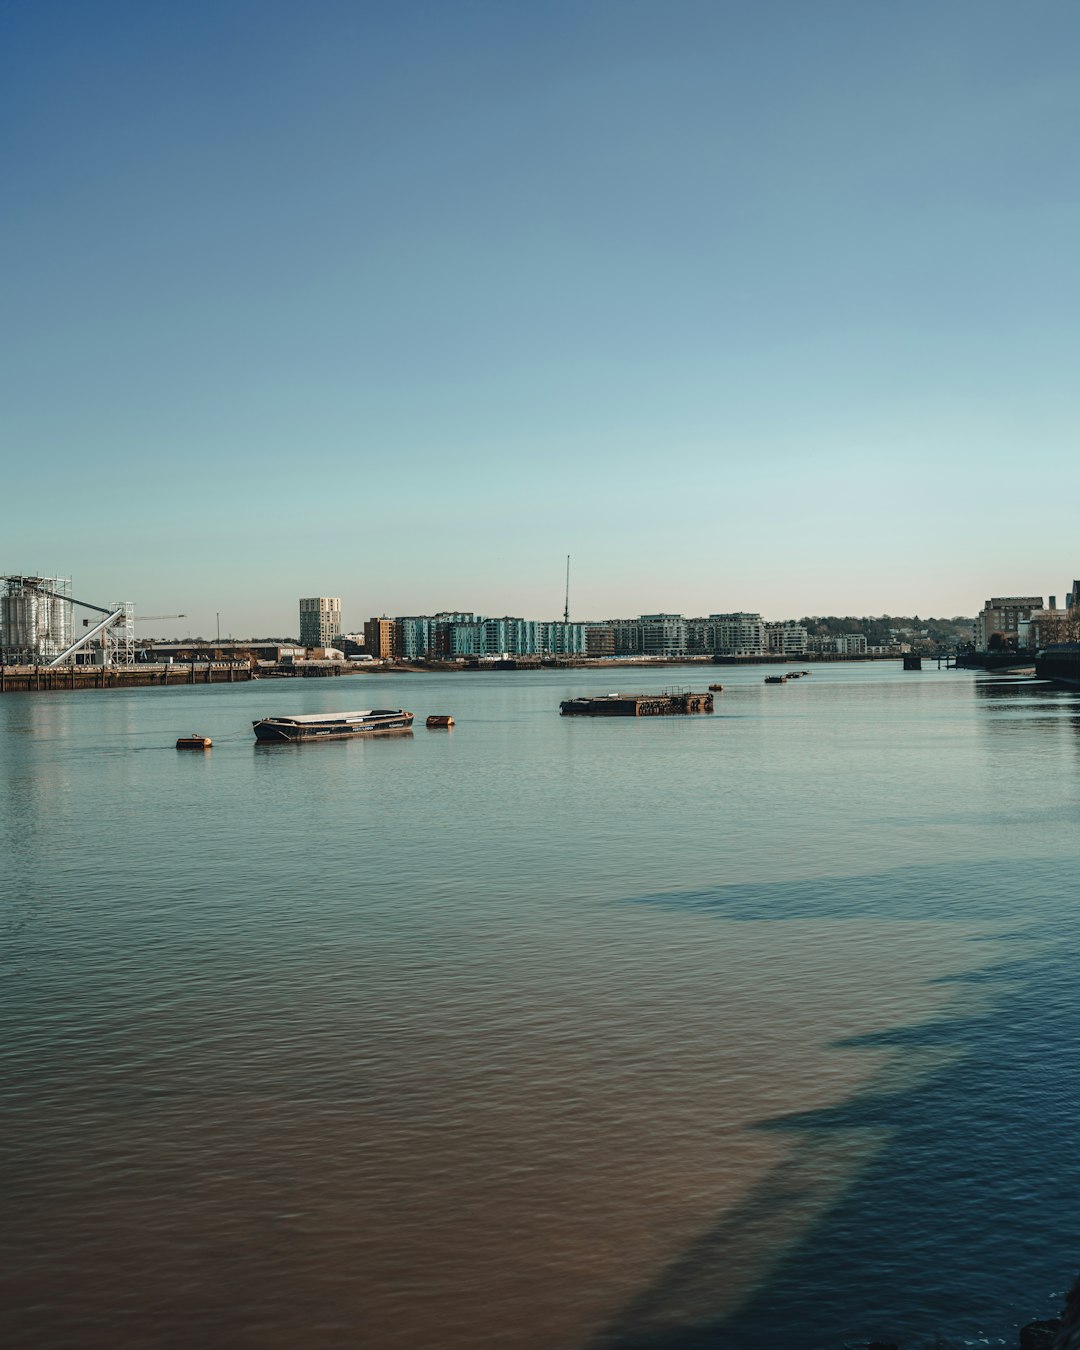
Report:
364,617,401,659
299,597,342,649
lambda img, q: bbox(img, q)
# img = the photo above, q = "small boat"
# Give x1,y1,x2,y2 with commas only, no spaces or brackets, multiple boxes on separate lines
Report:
426,714,455,728
708,683,724,692
176,734,212,749
252,710,413,742
764,675,786,685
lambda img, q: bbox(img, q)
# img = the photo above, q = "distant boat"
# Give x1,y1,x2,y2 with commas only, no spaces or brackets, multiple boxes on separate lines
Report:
764,675,786,685
176,734,212,749
252,710,413,742
708,683,724,692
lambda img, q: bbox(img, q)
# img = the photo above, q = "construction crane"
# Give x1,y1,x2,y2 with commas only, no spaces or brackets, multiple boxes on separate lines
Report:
133,614,187,622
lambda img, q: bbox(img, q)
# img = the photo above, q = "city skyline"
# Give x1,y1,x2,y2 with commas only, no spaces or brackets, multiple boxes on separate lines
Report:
4,1,1079,632
3,567,1072,640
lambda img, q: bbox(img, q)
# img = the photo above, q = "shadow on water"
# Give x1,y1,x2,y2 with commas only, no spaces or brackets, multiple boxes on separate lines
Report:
592,859,1080,1349
627,855,1078,925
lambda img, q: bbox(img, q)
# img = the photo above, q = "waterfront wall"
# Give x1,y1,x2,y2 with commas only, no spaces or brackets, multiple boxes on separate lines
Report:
0,662,256,694
1035,645,1080,689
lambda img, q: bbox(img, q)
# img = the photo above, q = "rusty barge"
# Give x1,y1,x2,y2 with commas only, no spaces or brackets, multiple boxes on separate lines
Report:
559,690,713,717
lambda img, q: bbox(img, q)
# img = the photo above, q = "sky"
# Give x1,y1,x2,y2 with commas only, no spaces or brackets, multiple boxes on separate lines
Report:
3,0,1079,636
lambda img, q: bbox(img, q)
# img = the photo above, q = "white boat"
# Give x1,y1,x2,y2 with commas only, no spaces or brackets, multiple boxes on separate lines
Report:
252,710,413,742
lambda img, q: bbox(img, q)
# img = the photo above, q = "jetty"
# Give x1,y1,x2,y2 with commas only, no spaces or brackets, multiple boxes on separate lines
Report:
559,690,713,717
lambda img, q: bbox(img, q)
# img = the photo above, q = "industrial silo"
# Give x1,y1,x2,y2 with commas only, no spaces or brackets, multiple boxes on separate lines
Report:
0,576,73,664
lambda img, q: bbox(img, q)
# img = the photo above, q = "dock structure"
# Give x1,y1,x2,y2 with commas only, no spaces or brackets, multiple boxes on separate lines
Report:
0,661,256,694
559,690,713,717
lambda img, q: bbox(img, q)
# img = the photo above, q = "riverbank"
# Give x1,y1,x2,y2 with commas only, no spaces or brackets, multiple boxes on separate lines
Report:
0,652,930,692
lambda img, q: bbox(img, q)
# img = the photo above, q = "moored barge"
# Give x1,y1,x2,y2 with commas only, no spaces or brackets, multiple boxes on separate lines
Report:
559,691,713,717
253,710,414,742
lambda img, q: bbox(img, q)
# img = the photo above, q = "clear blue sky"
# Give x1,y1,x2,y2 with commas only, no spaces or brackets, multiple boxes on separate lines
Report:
3,0,1078,636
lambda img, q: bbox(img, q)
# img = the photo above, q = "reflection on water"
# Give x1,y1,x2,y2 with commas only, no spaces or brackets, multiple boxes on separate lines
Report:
2,665,1080,1349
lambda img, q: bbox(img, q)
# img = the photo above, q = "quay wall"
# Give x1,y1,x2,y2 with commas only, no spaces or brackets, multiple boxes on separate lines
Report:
1035,646,1080,689
0,662,259,694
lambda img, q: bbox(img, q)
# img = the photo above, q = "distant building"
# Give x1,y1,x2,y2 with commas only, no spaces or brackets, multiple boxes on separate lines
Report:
974,596,1043,651
538,621,587,655
609,615,689,658
364,617,401,659
299,597,341,649
609,619,642,656
144,640,303,662
421,615,555,658
1018,596,1080,650
834,633,868,656
337,632,366,658
707,613,766,656
640,614,689,657
448,620,484,657
765,621,808,656
392,613,484,660
585,624,615,657
398,616,437,660
433,613,477,658
479,617,539,656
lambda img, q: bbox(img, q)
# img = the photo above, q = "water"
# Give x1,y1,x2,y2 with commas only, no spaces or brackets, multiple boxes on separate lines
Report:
2,663,1079,1349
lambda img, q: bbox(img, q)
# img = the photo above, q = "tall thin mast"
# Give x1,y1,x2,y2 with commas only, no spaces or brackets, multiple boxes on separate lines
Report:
564,555,570,625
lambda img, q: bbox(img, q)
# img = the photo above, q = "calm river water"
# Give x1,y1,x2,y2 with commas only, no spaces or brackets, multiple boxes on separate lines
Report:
2,662,1080,1349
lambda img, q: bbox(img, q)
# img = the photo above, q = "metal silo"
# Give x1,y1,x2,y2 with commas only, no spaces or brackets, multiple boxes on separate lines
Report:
0,576,73,664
